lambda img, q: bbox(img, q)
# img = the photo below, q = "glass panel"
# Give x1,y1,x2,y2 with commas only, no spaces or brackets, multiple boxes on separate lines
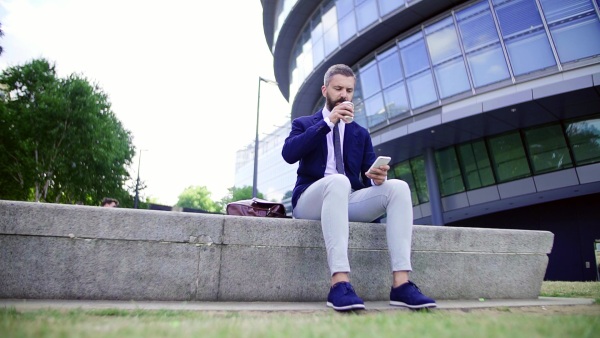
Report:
425,17,471,98
302,38,313,76
457,1,500,50
364,93,386,126
336,0,354,18
435,147,466,196
433,57,471,98
383,81,410,119
456,1,510,87
399,32,438,108
324,26,340,56
425,17,463,64
565,117,600,165
524,124,573,174
310,15,323,40
392,161,420,206
493,0,557,76
539,0,600,63
377,48,403,88
410,156,429,204
488,132,531,183
466,47,511,87
353,100,368,126
312,38,325,68
378,0,405,16
322,2,337,30
359,61,381,98
322,3,338,57
540,0,594,22
406,70,437,108
338,11,357,44
399,33,430,76
356,0,378,31
457,140,496,190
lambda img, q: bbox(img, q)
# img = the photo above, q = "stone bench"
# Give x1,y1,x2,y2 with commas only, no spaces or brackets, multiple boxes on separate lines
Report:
0,200,553,301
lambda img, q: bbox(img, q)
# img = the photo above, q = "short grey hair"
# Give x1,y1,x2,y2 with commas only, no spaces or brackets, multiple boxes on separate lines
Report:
323,64,355,86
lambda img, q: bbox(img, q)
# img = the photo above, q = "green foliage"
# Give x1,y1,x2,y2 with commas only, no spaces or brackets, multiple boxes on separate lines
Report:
0,58,135,205
175,185,220,213
217,186,264,212
283,190,292,199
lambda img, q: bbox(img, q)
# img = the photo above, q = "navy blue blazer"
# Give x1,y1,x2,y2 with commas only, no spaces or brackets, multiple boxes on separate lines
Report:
282,109,377,208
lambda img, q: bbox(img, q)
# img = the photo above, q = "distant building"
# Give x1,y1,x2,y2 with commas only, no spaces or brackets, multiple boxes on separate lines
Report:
234,120,298,204
260,0,600,281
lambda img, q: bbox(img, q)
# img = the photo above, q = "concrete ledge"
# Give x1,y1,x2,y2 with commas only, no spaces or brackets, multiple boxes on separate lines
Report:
0,200,554,302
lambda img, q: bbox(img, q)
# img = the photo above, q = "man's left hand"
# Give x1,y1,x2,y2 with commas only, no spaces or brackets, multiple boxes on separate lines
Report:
366,165,389,186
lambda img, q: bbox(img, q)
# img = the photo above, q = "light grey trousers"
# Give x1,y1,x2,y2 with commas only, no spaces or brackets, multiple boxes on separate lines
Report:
293,174,413,276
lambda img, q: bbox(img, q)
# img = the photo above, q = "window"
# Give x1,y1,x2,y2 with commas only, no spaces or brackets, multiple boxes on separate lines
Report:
399,32,437,108
435,147,466,196
524,124,573,174
311,15,325,66
455,1,511,87
322,3,339,57
410,156,429,204
539,0,600,63
359,60,382,98
356,0,379,31
492,0,557,76
425,16,471,99
488,132,531,182
377,47,403,88
378,0,405,16
364,93,386,126
382,81,410,119
392,158,429,206
566,117,600,165
391,161,420,206
457,140,496,189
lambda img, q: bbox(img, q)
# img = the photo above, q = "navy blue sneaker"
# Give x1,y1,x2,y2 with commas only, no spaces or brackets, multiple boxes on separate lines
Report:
326,282,366,311
390,281,436,309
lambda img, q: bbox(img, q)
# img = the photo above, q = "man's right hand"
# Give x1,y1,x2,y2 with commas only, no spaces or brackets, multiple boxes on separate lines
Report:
329,101,354,124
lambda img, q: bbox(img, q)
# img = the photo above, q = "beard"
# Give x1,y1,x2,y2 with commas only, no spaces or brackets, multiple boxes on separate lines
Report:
325,93,347,112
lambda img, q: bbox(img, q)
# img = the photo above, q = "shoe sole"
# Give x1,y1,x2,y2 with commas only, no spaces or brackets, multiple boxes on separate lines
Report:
389,301,437,309
326,302,366,311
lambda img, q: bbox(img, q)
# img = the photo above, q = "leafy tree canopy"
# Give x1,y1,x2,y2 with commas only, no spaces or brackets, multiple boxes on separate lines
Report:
0,58,136,205
175,185,220,213
217,185,266,213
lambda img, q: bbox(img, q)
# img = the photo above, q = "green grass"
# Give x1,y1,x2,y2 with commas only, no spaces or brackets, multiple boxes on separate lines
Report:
541,281,600,301
1,282,599,338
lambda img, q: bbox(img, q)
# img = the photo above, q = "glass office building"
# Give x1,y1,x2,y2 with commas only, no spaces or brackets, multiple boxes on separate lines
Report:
260,0,600,281
234,120,298,207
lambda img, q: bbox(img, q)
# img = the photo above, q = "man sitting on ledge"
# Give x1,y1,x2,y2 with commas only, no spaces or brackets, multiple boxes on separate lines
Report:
282,64,436,311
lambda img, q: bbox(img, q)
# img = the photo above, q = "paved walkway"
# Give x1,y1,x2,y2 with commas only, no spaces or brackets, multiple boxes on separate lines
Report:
0,297,594,312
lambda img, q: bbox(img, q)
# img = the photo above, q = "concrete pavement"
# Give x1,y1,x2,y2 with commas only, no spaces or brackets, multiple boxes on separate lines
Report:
0,297,594,313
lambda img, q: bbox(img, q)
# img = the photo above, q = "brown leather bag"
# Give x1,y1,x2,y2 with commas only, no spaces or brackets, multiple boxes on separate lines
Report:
226,198,290,218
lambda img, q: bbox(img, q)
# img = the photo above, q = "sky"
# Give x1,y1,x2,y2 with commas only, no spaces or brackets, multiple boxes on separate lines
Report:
0,0,291,205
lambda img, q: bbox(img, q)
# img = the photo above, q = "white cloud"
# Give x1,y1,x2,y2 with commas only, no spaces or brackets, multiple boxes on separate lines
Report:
0,0,290,205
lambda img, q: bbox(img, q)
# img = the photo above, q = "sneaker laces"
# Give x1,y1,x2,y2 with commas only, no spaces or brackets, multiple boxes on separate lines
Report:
334,282,354,295
407,281,423,294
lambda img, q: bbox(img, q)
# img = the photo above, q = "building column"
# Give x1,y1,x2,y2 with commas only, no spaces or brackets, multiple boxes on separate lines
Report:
424,147,444,226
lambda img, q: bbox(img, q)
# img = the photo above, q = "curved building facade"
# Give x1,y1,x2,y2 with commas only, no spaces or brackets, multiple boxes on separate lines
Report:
261,0,600,281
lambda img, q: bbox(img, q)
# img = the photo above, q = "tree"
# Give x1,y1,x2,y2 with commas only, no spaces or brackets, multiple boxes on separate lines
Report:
0,58,135,205
218,186,264,212
175,185,220,212
0,22,4,55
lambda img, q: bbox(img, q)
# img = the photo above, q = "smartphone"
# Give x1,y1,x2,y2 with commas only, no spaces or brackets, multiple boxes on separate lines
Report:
368,156,391,173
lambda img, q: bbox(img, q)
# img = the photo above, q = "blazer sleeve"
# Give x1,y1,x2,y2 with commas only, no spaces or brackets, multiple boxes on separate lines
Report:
282,117,330,164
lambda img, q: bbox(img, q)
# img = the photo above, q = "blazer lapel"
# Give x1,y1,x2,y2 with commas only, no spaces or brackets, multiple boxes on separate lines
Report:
312,110,328,165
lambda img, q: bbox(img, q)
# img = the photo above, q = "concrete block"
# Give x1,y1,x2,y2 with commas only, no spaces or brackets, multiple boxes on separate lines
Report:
0,236,220,301
0,200,553,302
